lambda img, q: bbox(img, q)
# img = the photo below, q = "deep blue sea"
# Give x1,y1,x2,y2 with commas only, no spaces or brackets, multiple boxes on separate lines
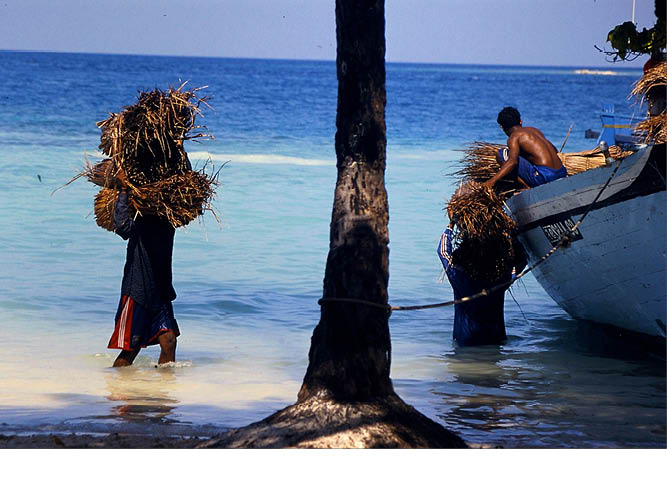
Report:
0,51,664,448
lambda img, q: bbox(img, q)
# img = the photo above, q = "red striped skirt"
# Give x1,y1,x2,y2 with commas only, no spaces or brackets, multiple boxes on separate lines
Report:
108,295,180,350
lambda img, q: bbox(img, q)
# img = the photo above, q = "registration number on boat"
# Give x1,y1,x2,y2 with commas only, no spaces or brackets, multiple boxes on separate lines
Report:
541,217,583,246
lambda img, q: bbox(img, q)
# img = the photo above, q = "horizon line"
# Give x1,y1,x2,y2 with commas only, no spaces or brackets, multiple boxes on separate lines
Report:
0,48,645,70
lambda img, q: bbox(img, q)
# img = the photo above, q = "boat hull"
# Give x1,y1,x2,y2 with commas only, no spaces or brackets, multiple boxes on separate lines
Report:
507,144,666,338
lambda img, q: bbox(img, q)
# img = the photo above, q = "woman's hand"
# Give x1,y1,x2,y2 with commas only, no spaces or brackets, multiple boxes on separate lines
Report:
115,167,128,191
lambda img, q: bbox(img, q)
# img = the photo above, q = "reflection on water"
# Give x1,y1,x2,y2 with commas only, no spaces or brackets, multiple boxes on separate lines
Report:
422,316,667,448
435,346,527,440
102,363,180,425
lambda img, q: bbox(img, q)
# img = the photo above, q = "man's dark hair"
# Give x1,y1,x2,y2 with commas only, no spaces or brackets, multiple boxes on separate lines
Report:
497,106,521,131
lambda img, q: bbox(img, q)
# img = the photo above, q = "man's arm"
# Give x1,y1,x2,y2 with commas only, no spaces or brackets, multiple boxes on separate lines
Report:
437,228,455,272
483,134,520,189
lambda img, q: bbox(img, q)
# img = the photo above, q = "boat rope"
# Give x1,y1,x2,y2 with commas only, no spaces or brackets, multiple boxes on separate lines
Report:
318,155,626,314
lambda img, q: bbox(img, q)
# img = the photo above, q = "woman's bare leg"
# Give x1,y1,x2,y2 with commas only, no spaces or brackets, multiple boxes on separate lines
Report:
158,331,177,365
112,349,140,367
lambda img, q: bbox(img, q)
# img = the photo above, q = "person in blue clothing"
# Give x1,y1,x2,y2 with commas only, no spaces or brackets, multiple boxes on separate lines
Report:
437,216,527,347
107,169,180,367
484,107,567,190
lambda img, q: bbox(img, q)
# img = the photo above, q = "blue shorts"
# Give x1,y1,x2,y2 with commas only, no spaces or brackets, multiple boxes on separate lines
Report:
108,295,180,350
497,148,567,187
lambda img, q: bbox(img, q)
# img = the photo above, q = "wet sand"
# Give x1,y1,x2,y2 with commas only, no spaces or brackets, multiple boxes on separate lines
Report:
0,432,206,448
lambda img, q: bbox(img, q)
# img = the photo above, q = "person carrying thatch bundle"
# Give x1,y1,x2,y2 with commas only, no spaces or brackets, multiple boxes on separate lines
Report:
80,84,218,367
437,183,527,346
108,168,180,367
483,107,567,191
632,54,666,144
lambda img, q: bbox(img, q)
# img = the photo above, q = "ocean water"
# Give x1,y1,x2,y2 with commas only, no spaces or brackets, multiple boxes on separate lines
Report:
0,52,664,447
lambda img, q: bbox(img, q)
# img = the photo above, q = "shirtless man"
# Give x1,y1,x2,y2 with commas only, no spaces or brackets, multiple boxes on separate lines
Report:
484,107,567,189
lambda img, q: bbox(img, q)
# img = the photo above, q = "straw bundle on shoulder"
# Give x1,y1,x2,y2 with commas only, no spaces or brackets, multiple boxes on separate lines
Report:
634,114,667,144
447,182,515,240
445,183,518,284
69,83,220,232
630,61,667,101
629,61,666,144
94,187,120,232
97,82,211,186
126,167,220,229
88,162,220,232
73,157,122,188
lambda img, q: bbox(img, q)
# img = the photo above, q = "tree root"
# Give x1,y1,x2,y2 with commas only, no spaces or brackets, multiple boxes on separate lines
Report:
197,393,467,449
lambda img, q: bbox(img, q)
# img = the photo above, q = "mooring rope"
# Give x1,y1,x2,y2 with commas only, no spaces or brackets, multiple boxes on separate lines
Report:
318,154,626,314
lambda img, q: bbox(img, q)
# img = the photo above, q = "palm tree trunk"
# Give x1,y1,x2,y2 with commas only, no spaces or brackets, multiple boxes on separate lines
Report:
298,0,393,402
200,0,466,447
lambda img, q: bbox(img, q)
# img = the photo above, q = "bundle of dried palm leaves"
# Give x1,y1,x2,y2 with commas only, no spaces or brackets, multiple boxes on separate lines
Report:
87,162,220,232
630,61,667,100
79,158,120,188
93,187,119,233
454,142,521,197
69,83,220,232
455,141,632,198
634,114,667,143
447,182,515,240
630,61,666,144
445,183,518,284
126,168,218,229
97,82,211,186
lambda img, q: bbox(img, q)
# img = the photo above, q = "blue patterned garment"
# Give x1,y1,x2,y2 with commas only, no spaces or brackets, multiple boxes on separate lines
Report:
437,228,526,346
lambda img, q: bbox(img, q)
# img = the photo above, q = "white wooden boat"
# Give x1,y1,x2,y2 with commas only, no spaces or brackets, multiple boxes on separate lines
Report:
506,143,666,339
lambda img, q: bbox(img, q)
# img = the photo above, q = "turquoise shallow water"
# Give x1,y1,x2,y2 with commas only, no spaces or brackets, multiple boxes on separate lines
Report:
0,52,664,447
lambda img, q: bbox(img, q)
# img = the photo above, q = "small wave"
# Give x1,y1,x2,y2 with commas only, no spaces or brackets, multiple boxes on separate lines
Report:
188,151,335,167
155,360,193,369
573,69,618,76
80,150,335,167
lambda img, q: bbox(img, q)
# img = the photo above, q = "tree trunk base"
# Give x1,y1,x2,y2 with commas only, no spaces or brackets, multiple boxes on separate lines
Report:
197,394,467,448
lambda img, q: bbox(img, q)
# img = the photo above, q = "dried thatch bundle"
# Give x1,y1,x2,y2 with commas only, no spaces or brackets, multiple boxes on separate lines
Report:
446,183,518,284
629,61,666,144
94,187,119,232
127,168,219,229
454,141,633,198
73,157,121,188
455,142,521,196
630,61,667,101
85,161,220,232
67,83,220,232
97,82,211,186
559,144,634,173
634,114,667,143
630,61,666,144
447,182,515,240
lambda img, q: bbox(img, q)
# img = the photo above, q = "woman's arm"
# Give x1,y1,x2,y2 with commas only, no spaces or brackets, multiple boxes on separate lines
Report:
113,188,135,240
437,228,454,272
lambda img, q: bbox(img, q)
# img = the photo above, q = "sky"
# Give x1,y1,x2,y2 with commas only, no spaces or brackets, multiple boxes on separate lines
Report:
0,0,658,67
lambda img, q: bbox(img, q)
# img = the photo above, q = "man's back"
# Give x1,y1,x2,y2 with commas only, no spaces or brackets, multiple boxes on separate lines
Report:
509,126,563,169
487,106,568,189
